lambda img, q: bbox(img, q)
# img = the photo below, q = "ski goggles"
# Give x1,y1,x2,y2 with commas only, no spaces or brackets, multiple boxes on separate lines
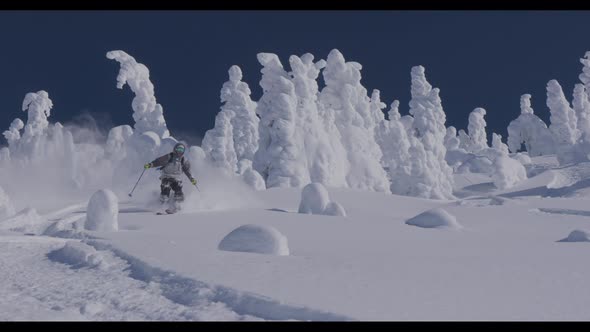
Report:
175,146,185,153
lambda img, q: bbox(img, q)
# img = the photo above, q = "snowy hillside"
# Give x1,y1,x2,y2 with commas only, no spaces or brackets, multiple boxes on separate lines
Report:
2,160,590,320
3,48,590,320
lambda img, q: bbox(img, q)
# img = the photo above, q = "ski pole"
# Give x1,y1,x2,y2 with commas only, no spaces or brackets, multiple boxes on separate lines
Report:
128,168,146,197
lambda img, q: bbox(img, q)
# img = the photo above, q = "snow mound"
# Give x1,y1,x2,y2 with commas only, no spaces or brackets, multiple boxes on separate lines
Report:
298,183,347,217
0,207,45,233
218,224,289,256
492,155,527,190
512,153,532,165
405,208,461,229
85,189,119,232
298,183,330,214
0,186,15,220
48,241,105,268
558,230,590,242
241,167,266,191
324,202,347,217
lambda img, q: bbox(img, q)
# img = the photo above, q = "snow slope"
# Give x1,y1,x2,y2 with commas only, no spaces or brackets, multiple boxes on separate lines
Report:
2,156,590,320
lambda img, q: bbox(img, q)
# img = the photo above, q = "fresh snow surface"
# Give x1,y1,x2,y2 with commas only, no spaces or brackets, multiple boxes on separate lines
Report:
3,156,590,320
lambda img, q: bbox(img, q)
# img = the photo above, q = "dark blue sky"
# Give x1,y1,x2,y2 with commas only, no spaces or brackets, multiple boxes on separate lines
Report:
1,10,589,145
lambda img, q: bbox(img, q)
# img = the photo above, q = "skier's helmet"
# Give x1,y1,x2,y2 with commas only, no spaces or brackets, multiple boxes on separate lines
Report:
173,143,186,157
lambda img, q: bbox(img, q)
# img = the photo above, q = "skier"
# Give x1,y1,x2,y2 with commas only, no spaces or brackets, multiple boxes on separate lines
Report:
144,143,197,212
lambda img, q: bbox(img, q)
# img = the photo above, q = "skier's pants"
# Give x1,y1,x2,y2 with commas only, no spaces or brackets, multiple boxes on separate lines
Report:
161,178,184,201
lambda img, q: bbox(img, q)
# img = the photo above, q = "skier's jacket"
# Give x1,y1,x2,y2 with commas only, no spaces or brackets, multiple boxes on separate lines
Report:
150,153,193,181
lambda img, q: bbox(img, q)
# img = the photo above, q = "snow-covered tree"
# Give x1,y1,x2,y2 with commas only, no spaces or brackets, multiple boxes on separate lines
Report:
202,65,258,174
369,89,386,129
407,66,454,199
253,53,308,188
381,102,414,196
319,49,389,193
547,79,579,146
106,50,169,139
507,94,555,156
444,126,460,151
105,125,134,162
579,51,590,90
290,53,347,187
467,108,488,152
457,129,470,150
491,133,510,155
0,185,15,220
202,108,238,174
572,84,590,142
2,119,24,149
222,65,259,163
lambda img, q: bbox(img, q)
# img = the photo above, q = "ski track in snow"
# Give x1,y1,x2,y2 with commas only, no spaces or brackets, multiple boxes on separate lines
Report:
534,208,590,218
0,203,351,321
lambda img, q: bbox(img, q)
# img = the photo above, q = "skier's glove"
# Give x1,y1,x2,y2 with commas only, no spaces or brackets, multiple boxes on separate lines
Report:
144,163,152,169
191,178,197,185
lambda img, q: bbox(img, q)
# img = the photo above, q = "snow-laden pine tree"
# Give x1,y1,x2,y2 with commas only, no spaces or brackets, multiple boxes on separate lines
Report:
572,84,590,142
489,132,527,190
491,133,510,156
201,107,238,174
369,89,387,130
457,129,470,150
2,119,24,151
467,108,488,152
253,53,309,188
547,79,579,146
222,65,259,164
381,101,414,196
105,125,134,163
371,90,391,167
507,94,555,156
579,51,590,91
202,65,258,174
319,49,390,193
407,66,454,199
444,126,460,151
13,91,54,162
290,53,347,187
106,50,169,139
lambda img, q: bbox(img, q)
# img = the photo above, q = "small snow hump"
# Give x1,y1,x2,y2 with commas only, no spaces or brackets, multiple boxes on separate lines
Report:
405,208,461,229
558,229,590,242
218,224,289,256
298,183,330,215
85,189,119,232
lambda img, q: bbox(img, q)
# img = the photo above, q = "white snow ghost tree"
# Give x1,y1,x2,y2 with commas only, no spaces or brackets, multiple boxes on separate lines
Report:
507,94,555,156
3,119,24,151
106,50,169,139
457,129,470,150
547,79,579,146
407,66,454,199
444,126,460,151
572,84,590,142
491,133,510,155
467,107,488,152
290,53,347,187
381,101,415,196
319,49,390,193
201,106,238,174
105,125,134,163
222,65,259,164
253,53,309,188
